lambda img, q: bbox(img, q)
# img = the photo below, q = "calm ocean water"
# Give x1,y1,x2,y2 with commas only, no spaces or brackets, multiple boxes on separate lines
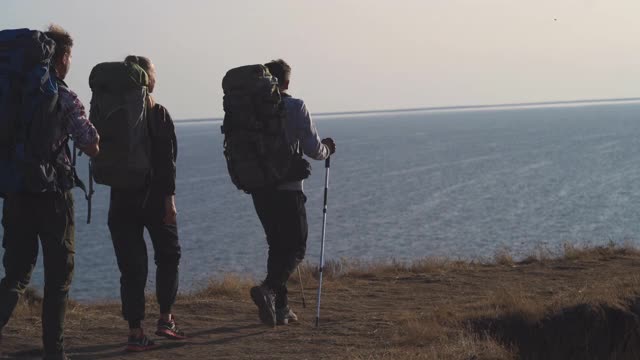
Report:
3,103,640,301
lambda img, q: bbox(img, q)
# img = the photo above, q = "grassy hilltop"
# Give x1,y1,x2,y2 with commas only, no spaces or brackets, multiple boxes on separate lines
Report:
3,244,640,359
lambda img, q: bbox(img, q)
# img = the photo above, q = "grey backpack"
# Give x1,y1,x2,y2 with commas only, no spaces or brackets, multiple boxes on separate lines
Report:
88,61,151,189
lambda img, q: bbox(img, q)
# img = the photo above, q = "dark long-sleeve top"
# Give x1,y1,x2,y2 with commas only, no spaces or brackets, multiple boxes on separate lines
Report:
148,103,177,196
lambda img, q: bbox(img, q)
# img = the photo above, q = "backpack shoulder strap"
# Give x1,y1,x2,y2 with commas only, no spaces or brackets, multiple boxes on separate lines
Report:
55,76,69,90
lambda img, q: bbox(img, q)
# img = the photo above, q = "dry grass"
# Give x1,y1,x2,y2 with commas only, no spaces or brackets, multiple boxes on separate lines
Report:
389,310,453,346
485,287,545,323
374,311,515,360
406,257,473,273
493,248,515,267
427,332,515,360
6,243,640,359
346,333,513,360
519,243,555,264
296,256,473,282
301,242,640,281
545,273,640,311
474,244,640,321
186,274,253,300
561,241,640,261
295,243,640,332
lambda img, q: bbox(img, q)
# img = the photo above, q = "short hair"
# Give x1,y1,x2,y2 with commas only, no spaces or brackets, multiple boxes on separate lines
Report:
124,55,153,74
45,24,73,65
264,59,291,87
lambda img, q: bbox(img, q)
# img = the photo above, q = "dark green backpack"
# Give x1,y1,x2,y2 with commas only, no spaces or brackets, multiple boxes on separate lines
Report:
221,64,296,193
88,62,151,189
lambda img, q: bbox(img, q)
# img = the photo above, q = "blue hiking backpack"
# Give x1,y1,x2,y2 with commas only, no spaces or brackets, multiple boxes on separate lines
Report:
0,28,69,196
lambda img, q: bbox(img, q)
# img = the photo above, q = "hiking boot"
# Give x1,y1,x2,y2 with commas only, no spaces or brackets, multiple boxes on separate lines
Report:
276,306,298,325
250,285,276,327
126,334,157,352
156,317,187,340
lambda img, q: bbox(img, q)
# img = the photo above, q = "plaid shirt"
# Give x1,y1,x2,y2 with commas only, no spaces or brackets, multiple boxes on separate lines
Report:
56,84,99,167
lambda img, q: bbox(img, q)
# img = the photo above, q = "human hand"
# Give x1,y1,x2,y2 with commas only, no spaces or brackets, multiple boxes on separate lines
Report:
321,138,336,155
163,195,177,225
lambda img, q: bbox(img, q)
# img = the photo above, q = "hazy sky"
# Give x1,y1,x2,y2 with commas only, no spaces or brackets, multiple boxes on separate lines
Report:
3,0,640,119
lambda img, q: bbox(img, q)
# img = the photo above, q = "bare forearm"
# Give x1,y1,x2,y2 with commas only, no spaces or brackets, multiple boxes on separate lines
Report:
78,139,100,158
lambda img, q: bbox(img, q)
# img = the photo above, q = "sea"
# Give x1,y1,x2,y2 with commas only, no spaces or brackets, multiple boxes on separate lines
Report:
3,102,640,301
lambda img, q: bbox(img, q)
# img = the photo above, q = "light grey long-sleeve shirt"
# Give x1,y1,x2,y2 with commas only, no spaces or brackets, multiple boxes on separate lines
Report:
278,94,330,191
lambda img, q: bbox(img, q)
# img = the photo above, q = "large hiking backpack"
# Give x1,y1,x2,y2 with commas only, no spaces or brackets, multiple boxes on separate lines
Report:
89,61,151,189
0,28,70,194
221,64,297,193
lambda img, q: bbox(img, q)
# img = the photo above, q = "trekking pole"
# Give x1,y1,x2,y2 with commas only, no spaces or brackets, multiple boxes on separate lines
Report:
297,266,307,308
315,156,331,327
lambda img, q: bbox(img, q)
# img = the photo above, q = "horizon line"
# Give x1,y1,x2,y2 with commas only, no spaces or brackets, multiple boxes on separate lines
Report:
176,97,640,122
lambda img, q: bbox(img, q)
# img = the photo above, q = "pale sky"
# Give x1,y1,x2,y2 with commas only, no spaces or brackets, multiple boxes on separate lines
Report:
3,0,640,120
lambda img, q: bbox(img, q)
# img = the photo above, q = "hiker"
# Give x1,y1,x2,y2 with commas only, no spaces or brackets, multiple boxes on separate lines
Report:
91,55,184,351
248,59,336,326
0,25,100,360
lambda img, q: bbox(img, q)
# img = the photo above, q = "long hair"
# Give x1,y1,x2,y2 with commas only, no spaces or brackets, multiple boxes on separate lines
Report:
124,55,155,106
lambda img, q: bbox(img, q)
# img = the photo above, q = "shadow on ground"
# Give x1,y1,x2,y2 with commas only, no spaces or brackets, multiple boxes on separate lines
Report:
471,299,640,360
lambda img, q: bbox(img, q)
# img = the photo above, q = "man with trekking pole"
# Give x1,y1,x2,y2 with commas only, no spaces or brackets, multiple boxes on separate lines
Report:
221,59,336,327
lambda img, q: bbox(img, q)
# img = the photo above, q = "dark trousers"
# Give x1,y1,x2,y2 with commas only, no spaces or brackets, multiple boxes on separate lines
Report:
0,192,75,356
251,190,308,308
107,188,181,327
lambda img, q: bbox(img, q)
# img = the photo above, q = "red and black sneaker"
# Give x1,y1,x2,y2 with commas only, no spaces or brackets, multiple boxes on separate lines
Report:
156,318,187,340
126,334,158,352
